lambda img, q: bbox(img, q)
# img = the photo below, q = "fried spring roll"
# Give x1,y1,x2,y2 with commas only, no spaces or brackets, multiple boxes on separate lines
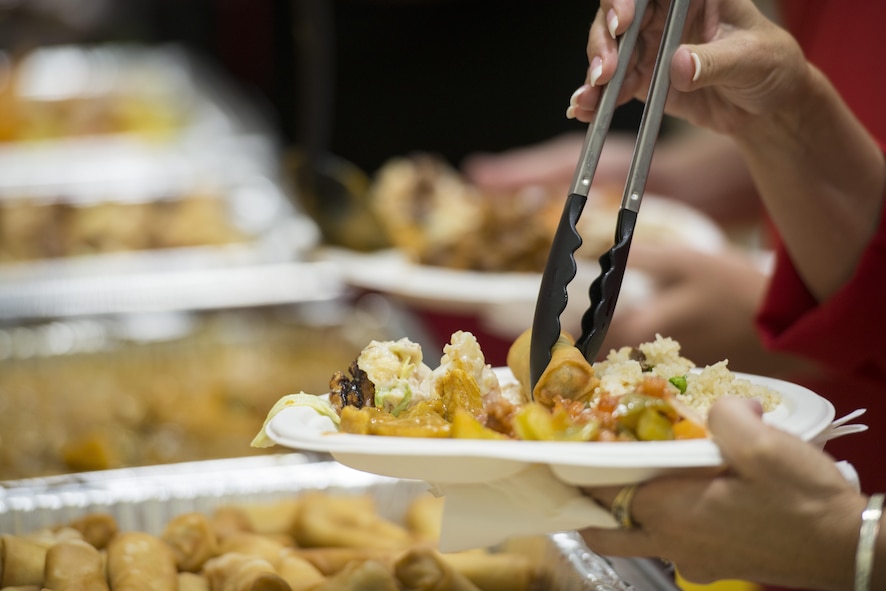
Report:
178,572,210,591
106,531,178,591
162,513,220,573
404,494,444,544
67,513,119,550
0,535,48,587
311,560,399,591
275,550,326,591
394,547,482,591
287,547,398,577
507,329,598,407
217,534,286,567
236,501,301,536
441,551,536,591
210,507,255,541
202,553,291,591
44,539,109,591
292,494,411,550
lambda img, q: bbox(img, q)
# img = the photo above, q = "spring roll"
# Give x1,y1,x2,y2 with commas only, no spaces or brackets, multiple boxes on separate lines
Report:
178,572,210,591
275,550,326,591
67,513,119,550
403,494,444,544
44,539,109,591
311,560,399,591
210,507,255,541
217,533,286,567
287,548,397,577
162,513,219,573
106,531,178,591
292,494,411,550
441,551,536,591
236,501,301,537
507,329,598,407
394,547,482,591
0,535,48,587
202,553,291,591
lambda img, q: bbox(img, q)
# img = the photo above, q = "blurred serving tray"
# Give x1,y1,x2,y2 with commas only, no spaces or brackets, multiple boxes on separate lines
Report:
0,43,335,319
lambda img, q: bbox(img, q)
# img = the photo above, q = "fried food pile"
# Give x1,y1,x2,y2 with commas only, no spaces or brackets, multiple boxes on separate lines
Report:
255,329,784,447
369,154,560,272
367,153,702,273
0,492,542,591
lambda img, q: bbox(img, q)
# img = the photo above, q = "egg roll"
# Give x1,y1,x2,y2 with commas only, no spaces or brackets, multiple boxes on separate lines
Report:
0,535,48,587
403,494,444,544
178,572,210,591
162,513,220,573
44,539,109,591
202,553,291,591
292,494,411,550
441,551,536,591
217,533,286,566
210,507,255,541
107,531,178,591
236,500,301,536
394,547,482,591
288,547,397,576
275,550,326,591
67,513,118,550
507,329,598,407
311,560,399,591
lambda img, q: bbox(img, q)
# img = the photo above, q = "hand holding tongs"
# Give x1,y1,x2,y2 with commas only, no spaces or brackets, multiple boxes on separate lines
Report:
529,0,691,392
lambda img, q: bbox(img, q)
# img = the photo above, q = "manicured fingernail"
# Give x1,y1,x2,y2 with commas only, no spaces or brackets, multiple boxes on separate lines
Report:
690,52,701,82
569,84,589,107
589,57,603,87
607,9,618,39
566,105,577,119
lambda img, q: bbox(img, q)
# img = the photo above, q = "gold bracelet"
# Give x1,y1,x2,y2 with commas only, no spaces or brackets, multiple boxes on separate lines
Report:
855,493,884,591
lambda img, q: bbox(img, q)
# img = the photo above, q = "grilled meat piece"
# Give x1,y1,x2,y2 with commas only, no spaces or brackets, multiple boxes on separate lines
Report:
329,360,376,412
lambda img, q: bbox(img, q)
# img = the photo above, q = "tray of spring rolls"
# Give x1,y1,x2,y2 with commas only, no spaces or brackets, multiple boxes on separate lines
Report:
0,43,327,319
0,453,679,590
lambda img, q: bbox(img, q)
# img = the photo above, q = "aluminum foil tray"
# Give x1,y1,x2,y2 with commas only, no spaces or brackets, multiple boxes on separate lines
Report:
0,454,677,590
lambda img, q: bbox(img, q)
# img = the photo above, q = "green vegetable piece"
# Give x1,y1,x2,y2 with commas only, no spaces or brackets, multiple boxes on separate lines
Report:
669,375,688,393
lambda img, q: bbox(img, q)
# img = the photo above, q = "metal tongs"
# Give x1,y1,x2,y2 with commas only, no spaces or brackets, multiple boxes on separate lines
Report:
529,0,691,392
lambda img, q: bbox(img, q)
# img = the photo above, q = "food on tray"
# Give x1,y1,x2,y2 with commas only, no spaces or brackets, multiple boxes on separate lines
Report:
0,191,247,263
0,310,377,480
2,493,541,591
368,153,718,272
253,330,780,445
0,46,186,143
44,539,107,591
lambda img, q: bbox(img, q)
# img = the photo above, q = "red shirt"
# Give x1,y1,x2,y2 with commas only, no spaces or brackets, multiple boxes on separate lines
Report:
757,1,886,494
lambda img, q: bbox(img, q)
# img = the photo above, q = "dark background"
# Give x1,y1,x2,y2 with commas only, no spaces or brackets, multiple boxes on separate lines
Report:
3,0,644,175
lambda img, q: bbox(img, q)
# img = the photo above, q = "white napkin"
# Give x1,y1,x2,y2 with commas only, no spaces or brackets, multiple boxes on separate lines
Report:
432,463,617,553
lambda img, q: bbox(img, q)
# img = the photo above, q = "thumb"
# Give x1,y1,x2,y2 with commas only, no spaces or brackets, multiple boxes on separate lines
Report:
669,41,750,93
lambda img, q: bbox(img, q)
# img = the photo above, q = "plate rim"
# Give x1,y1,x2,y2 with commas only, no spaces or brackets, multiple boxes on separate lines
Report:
265,368,835,479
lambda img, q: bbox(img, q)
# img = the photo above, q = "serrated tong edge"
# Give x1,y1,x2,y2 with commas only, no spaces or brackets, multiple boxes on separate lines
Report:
529,0,690,393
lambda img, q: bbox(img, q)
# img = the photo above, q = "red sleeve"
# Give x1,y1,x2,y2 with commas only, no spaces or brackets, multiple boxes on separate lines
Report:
755,192,886,381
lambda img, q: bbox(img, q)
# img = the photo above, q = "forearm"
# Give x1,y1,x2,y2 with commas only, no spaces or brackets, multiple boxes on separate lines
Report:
732,64,886,301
